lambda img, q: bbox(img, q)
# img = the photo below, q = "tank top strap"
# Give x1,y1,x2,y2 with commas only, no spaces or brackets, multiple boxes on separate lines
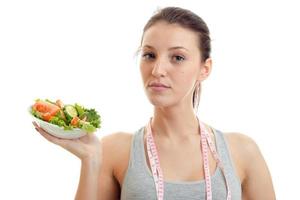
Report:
211,127,242,186
127,127,146,170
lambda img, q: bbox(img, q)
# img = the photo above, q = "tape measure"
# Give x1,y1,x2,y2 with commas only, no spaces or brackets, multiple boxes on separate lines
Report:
146,117,231,200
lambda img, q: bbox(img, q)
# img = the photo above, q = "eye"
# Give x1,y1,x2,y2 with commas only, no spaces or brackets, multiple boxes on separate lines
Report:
142,52,156,60
172,55,185,62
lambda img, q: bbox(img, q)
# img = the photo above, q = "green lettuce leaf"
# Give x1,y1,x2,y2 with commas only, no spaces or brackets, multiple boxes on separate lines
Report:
84,108,101,128
80,121,96,133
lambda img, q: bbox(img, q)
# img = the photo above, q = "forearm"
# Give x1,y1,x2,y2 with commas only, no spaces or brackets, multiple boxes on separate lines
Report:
75,157,101,200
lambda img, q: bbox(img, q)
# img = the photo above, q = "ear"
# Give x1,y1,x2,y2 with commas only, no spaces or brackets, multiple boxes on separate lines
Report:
197,58,212,82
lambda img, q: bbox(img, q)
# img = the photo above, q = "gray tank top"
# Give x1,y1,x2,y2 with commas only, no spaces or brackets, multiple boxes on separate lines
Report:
121,126,242,200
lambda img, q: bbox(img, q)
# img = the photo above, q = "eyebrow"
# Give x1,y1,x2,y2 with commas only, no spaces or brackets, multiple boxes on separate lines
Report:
142,45,189,52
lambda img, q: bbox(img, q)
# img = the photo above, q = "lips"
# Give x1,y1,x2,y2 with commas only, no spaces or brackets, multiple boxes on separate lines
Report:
148,82,170,88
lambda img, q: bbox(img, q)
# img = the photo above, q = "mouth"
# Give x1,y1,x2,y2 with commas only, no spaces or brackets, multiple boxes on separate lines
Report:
148,81,171,87
148,82,171,92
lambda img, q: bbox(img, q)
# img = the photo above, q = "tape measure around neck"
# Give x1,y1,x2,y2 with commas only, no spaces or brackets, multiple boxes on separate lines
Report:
146,118,231,200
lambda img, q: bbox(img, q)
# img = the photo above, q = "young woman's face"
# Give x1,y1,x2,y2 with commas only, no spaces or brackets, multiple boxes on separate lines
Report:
139,21,211,109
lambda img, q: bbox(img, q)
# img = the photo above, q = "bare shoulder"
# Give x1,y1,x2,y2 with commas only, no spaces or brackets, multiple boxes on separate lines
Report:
223,132,276,199
97,132,134,199
224,132,260,157
100,132,134,185
101,132,133,163
101,132,133,150
224,132,262,166
222,132,262,183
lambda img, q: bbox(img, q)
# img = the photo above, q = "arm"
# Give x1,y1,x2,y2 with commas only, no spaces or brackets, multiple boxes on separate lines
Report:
75,134,122,200
75,143,120,200
97,134,122,200
75,157,102,200
33,122,120,200
240,136,276,199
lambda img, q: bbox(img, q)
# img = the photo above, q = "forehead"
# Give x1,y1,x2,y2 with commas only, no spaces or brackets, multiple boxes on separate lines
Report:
142,21,199,52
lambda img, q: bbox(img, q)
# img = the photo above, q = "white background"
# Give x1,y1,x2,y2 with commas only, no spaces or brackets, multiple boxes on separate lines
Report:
0,0,299,199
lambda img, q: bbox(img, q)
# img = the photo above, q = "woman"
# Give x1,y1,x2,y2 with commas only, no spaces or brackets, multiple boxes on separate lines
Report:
33,7,276,200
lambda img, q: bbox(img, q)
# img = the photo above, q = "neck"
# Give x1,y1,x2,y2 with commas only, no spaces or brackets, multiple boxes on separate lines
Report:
151,105,200,141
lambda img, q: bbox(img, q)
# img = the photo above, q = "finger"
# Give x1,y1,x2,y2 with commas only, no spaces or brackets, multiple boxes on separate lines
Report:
32,121,39,128
33,121,59,142
35,125,67,147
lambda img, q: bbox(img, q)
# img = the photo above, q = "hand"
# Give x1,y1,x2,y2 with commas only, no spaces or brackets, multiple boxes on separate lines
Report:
32,122,103,163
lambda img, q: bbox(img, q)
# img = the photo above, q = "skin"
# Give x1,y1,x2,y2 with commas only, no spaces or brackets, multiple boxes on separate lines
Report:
33,21,276,200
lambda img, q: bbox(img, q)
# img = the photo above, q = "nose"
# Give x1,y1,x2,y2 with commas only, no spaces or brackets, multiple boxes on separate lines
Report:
152,59,167,77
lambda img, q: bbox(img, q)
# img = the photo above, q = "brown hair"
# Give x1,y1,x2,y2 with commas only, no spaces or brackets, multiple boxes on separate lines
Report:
141,7,211,111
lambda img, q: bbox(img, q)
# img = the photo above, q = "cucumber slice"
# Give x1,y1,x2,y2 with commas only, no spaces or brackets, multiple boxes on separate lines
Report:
64,105,78,119
75,103,85,117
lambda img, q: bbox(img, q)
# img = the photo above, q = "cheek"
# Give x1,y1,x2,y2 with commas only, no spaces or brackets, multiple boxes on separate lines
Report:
179,69,196,84
140,64,150,81
174,69,197,93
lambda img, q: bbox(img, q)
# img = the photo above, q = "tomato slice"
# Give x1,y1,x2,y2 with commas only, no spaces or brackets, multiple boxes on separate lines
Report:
33,100,60,122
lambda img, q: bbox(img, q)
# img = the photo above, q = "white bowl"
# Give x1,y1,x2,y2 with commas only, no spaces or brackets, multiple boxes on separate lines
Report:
29,108,87,139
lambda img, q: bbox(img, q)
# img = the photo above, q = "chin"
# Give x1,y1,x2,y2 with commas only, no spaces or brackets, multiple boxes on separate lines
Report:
147,96,175,108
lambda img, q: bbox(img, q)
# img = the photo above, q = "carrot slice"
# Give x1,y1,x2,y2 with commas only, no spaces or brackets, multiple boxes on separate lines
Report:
71,116,80,126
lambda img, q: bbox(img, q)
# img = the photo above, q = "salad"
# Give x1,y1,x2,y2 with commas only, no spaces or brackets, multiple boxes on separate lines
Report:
30,99,101,133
